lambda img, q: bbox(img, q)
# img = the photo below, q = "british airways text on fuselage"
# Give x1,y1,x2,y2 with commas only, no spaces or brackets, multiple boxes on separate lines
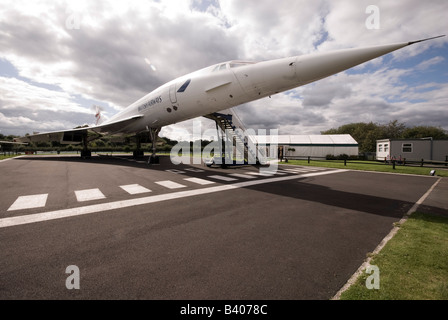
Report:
137,96,162,112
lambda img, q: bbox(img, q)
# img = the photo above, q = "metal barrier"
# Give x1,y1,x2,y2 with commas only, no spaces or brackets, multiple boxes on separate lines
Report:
282,156,448,169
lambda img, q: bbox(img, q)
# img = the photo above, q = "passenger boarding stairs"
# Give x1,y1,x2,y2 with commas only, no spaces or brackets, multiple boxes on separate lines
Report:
204,108,266,166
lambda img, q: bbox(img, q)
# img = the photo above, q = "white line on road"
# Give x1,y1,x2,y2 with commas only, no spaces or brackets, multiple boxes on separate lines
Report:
0,169,346,228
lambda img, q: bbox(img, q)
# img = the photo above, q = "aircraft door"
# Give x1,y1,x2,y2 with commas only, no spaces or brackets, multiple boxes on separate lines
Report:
169,83,180,113
169,84,177,104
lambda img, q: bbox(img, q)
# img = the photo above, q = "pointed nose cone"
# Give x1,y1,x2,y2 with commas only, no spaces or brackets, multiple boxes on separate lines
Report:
296,42,410,84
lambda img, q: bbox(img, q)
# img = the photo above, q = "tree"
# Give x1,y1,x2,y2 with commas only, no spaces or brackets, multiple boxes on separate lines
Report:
402,126,448,139
321,120,448,153
321,122,381,152
381,120,406,139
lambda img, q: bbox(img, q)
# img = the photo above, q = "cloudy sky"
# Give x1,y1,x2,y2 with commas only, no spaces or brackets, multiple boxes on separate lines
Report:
0,0,447,140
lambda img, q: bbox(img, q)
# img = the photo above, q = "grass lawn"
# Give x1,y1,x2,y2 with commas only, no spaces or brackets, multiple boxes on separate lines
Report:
0,154,19,161
340,211,448,300
282,159,448,177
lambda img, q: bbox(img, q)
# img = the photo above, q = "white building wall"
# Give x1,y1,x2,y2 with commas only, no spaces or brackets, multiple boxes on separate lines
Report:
376,139,390,160
259,134,359,159
376,139,448,162
286,146,359,158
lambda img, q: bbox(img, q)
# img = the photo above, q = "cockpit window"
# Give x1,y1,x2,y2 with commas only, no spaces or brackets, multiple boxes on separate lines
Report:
211,61,256,72
211,63,228,72
212,63,227,72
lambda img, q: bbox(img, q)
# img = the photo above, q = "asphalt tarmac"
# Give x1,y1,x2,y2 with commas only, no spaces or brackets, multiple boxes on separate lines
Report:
0,155,444,300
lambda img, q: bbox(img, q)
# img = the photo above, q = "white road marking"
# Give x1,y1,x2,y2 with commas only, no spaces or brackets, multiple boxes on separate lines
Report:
165,169,186,174
0,170,347,228
281,168,307,172
207,175,238,181
282,168,319,173
155,180,186,189
75,188,106,202
272,171,287,175
184,168,205,172
246,171,275,176
276,169,298,174
228,173,257,179
120,184,152,195
7,194,48,211
184,177,215,185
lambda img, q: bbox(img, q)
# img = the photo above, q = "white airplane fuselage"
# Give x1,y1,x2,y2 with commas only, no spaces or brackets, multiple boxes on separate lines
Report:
19,36,444,149
103,41,419,134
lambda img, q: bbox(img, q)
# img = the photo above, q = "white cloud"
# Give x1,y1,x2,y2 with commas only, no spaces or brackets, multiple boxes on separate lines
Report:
220,0,329,59
320,0,447,50
415,56,445,70
0,77,86,113
0,77,95,134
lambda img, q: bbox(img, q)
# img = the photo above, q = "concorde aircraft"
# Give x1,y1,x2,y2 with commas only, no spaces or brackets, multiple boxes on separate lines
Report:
19,36,445,163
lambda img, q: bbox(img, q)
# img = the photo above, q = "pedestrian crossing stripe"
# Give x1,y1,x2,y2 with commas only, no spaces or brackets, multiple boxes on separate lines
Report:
184,168,205,173
8,194,48,211
75,188,106,202
228,173,256,179
207,175,238,181
165,169,186,174
183,177,215,185
120,184,152,195
155,180,187,189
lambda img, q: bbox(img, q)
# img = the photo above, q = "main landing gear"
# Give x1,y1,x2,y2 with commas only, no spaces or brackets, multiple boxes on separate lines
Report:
81,131,92,158
147,127,161,164
131,128,161,163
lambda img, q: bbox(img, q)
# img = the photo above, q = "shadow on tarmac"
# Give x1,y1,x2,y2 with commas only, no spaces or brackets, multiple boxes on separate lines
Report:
246,179,412,219
14,154,171,170
13,154,265,171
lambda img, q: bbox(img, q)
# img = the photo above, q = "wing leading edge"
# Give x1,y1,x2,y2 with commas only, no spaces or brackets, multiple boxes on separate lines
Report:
18,114,144,144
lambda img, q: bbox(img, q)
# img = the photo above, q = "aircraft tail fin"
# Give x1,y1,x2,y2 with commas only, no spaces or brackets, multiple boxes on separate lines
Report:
93,105,103,125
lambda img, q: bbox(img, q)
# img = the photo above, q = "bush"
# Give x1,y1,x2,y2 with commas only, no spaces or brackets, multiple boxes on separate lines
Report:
326,154,354,160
